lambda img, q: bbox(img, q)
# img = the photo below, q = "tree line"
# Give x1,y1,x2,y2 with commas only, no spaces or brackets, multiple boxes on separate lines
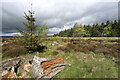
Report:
53,20,120,37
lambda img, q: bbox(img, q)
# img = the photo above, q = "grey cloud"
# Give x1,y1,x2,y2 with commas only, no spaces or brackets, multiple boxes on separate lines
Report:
2,1,118,36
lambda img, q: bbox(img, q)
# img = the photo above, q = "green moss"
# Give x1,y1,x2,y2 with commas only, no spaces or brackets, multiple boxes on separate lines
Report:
16,73,21,77
26,72,34,78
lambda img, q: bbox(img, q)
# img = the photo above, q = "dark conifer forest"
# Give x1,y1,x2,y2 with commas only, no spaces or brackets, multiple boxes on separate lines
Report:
53,20,120,37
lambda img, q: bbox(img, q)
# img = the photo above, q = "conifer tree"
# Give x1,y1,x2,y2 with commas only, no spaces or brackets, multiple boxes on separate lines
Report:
102,24,112,37
75,24,86,37
17,3,43,53
73,22,79,37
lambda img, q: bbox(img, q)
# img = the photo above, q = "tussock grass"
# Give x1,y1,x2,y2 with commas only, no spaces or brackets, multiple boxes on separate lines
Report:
2,37,119,78
36,40,118,78
50,37,119,40
55,52,118,78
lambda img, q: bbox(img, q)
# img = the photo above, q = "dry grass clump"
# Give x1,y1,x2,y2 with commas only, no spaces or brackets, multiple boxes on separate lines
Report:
108,40,120,43
2,37,15,42
57,47,66,52
2,42,27,58
74,46,90,53
57,39,119,58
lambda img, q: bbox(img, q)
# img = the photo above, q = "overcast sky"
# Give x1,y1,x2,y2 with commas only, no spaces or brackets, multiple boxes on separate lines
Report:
1,0,119,36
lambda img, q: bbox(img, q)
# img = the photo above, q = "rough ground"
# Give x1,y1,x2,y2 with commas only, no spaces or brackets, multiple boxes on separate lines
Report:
2,56,71,79
1,37,119,78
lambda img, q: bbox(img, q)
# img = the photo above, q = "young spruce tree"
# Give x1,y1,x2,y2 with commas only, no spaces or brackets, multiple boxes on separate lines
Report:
17,3,43,53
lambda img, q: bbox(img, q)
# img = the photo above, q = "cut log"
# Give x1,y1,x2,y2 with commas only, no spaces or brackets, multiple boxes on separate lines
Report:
31,56,71,79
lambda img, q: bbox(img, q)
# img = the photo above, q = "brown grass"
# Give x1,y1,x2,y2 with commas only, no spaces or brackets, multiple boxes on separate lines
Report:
57,39,119,58
2,42,27,58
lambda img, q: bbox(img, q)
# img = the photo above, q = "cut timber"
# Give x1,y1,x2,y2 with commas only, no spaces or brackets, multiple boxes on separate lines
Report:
2,56,71,79
31,56,71,79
